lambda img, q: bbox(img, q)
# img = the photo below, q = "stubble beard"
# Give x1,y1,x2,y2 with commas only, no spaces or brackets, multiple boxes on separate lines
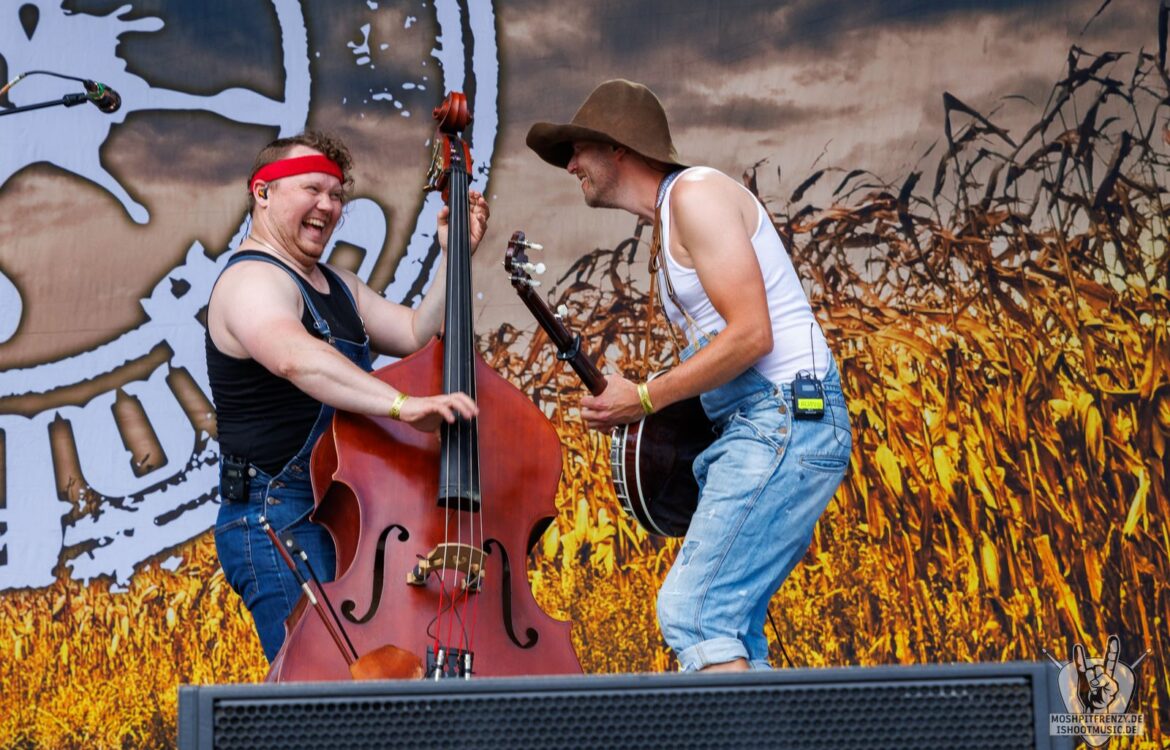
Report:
583,173,620,210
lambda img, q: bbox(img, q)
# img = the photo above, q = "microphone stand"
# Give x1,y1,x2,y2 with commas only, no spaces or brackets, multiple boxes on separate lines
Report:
0,92,88,117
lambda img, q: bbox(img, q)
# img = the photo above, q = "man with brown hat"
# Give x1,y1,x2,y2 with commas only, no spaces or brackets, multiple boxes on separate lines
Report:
527,79,852,672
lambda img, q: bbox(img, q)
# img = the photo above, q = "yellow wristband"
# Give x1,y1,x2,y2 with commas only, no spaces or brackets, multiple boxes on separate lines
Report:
637,382,654,415
389,392,410,420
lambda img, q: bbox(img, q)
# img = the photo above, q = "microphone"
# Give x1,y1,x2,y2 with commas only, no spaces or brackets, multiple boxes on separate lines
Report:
82,79,121,113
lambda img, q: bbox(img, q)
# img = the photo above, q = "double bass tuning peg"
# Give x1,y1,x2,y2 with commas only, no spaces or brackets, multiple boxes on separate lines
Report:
520,261,546,276
516,239,544,251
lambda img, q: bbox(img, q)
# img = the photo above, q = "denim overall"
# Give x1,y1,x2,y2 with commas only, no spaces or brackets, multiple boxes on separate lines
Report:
212,254,372,662
655,336,853,671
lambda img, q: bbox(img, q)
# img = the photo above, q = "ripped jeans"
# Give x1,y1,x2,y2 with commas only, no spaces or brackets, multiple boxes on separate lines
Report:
656,355,851,671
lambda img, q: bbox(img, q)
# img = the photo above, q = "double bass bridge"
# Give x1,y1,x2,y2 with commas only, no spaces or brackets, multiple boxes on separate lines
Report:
406,543,485,592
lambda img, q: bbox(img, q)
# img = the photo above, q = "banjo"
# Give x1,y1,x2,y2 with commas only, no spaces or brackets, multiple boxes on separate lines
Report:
504,231,713,537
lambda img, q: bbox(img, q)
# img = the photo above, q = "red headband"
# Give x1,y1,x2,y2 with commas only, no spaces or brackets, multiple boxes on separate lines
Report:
249,154,344,192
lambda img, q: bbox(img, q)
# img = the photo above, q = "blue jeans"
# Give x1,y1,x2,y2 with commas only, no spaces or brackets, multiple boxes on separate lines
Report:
211,253,371,662
213,459,338,662
656,353,852,671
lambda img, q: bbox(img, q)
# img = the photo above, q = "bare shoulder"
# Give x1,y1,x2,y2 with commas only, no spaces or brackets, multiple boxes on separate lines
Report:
210,256,302,313
670,168,757,231
674,166,738,192
208,256,307,356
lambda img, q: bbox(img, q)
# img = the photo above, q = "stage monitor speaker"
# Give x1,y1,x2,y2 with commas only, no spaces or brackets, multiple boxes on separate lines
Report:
179,662,1070,749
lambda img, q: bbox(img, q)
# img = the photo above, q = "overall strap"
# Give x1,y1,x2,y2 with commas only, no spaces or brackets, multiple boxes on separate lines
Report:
225,252,334,340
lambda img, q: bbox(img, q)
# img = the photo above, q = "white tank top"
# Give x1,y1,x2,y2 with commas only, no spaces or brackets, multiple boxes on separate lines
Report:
657,167,831,385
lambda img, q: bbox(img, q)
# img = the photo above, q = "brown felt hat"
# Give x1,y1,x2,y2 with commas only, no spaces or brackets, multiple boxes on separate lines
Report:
526,79,687,169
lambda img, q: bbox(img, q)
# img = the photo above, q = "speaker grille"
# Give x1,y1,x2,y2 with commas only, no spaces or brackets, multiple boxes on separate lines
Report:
201,675,1042,750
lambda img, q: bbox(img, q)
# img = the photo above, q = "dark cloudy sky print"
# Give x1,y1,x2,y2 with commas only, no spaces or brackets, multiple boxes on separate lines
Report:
0,0,1154,365
494,0,1150,206
476,0,1151,323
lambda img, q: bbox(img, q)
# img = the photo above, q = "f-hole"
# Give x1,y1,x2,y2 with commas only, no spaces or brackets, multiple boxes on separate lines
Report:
483,538,538,649
341,523,409,624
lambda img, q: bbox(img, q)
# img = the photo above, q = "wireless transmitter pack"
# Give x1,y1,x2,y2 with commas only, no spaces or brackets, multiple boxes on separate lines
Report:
792,370,825,420
793,322,827,420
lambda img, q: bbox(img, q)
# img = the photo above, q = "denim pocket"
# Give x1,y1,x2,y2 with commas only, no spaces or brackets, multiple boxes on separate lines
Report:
798,453,850,473
263,486,314,531
214,514,248,536
213,514,256,604
273,504,315,535
728,397,792,454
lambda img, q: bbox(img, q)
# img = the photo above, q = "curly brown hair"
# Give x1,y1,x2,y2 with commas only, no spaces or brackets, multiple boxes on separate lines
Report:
247,130,355,210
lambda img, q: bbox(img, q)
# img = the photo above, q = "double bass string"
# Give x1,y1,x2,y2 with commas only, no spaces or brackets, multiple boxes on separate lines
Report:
458,161,486,665
464,164,486,662
434,153,459,666
448,162,468,660
456,161,472,663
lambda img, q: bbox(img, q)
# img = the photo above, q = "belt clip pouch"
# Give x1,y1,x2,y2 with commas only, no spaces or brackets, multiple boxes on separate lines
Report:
220,455,250,502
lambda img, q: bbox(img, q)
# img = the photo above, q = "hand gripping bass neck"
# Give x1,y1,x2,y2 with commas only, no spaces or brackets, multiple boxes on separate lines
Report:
504,230,713,537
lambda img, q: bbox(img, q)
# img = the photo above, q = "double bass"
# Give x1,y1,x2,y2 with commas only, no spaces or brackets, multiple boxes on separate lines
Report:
266,92,581,680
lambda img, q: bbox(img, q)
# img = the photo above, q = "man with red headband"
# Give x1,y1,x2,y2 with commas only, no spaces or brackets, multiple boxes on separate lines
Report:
204,130,488,661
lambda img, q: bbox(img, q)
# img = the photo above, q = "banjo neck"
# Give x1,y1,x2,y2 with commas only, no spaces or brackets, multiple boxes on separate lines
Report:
504,230,606,395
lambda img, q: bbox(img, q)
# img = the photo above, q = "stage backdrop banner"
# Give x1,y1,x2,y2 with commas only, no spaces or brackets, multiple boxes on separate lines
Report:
0,1,1165,747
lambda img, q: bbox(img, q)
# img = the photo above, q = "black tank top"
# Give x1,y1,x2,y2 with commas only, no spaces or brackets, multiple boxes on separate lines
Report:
205,251,365,474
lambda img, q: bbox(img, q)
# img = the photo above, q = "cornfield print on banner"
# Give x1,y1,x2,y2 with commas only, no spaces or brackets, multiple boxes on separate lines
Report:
1,46,1167,748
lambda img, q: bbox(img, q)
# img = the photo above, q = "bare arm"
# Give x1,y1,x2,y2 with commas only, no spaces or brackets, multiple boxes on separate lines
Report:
581,172,772,430
355,190,490,356
208,260,475,431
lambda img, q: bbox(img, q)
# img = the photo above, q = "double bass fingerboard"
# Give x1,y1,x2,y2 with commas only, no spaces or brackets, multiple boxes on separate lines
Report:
436,141,481,512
